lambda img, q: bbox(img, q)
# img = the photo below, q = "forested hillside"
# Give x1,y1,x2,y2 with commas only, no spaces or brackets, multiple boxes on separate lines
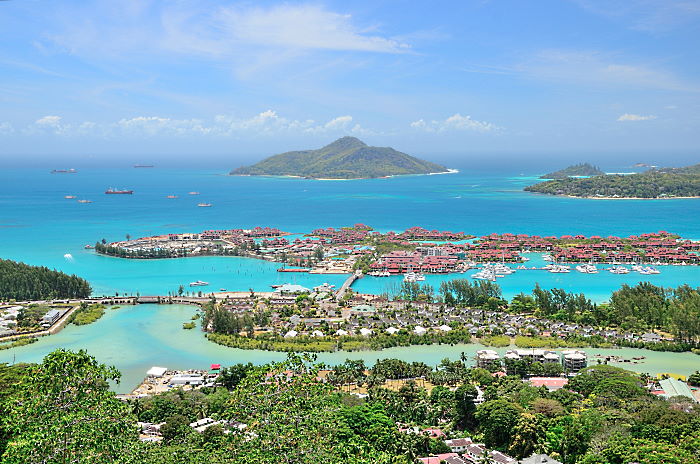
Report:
0,259,91,300
526,164,700,198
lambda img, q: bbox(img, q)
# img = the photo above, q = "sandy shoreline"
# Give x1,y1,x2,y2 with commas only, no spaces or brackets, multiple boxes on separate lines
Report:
231,169,459,181
565,195,700,200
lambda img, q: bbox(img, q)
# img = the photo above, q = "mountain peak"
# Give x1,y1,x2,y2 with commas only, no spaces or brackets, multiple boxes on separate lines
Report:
321,136,367,152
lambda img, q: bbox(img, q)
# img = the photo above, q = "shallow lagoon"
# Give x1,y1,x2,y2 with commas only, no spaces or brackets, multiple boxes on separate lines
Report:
2,304,697,393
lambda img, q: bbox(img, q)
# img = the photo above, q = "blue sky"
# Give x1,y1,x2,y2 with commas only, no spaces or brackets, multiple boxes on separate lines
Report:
1,0,699,165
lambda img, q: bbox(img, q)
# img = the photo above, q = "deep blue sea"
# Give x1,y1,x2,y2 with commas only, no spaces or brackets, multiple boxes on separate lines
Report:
1,166,700,301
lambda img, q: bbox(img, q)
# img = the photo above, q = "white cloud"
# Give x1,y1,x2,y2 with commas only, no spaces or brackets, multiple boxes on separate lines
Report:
117,116,211,136
410,114,499,133
36,115,62,127
215,5,409,53
20,111,372,138
46,3,409,62
617,113,657,121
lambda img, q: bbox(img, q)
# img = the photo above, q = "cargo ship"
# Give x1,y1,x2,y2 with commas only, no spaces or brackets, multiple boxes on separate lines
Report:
133,164,154,168
105,188,134,194
51,168,77,174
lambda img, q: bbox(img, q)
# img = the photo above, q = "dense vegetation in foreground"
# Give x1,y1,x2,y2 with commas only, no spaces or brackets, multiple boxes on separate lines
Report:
525,163,700,198
230,136,447,179
540,163,604,179
1,350,698,463
0,258,91,301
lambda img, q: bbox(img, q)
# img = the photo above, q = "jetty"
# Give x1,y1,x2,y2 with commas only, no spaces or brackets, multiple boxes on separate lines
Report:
336,270,363,298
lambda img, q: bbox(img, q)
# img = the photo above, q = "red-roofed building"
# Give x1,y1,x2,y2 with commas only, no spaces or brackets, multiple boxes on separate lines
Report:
418,453,459,464
529,377,569,390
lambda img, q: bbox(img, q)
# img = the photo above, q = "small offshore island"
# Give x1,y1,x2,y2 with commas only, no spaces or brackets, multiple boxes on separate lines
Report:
539,163,604,179
230,136,449,179
526,163,700,199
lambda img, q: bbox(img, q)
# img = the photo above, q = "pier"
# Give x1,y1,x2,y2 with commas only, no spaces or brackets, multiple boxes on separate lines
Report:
336,270,363,298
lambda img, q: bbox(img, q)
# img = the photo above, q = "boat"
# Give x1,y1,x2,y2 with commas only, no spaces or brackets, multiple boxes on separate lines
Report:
471,269,496,280
84,244,94,249
51,169,77,174
105,188,133,194
134,164,154,168
219,288,226,291
403,272,417,283
549,264,570,273
189,280,209,287
368,271,390,277
576,264,598,274
197,203,212,207
64,195,76,199
189,192,200,195
166,195,178,199
490,263,514,275
609,266,630,274
77,199,92,203
415,273,426,281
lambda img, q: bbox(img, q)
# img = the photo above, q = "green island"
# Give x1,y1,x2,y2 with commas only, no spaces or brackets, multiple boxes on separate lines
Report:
526,163,700,198
1,348,699,463
230,136,449,179
0,258,92,301
539,163,604,179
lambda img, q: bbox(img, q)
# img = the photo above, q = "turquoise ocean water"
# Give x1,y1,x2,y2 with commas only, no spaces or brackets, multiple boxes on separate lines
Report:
1,167,699,301
2,166,700,390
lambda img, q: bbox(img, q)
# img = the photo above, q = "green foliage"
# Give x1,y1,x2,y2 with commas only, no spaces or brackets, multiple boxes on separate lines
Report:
182,322,196,329
231,136,446,179
218,363,254,389
439,279,504,307
568,365,643,398
539,163,605,179
531,283,700,344
688,371,700,386
208,329,471,353
71,303,106,325
0,349,135,463
475,399,523,449
0,258,91,300
481,335,511,347
0,337,37,351
526,164,700,198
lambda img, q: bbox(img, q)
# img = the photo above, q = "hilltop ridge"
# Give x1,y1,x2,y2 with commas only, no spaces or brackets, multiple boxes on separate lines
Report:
539,163,605,179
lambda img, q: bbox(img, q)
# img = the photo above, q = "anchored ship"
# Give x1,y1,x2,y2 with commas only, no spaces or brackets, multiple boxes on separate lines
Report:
105,188,134,194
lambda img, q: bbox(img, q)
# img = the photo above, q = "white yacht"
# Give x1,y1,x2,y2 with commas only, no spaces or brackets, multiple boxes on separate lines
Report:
189,280,209,287
403,272,417,283
369,271,390,277
609,266,630,274
576,264,598,274
471,269,496,281
549,264,570,273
